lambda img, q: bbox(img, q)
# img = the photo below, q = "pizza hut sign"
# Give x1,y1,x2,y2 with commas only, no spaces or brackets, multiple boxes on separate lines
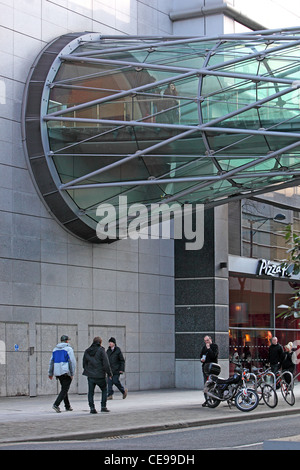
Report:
257,259,291,278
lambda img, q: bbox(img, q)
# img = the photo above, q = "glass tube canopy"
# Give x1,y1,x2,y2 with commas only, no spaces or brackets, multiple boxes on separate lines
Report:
22,29,300,242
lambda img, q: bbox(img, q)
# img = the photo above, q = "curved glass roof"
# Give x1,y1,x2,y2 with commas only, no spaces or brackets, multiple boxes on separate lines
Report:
22,29,300,241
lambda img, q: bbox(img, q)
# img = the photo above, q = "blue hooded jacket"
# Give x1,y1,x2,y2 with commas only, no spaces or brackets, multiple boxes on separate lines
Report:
48,342,76,377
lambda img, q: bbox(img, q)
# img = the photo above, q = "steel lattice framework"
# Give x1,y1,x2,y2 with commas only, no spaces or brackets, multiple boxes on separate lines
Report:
22,28,300,241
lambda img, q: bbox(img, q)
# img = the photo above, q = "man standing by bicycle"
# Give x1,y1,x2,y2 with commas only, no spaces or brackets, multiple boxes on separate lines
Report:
268,336,284,375
200,335,219,407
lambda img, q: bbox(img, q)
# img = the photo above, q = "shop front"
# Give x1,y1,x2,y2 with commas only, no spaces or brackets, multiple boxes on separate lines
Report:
228,255,300,379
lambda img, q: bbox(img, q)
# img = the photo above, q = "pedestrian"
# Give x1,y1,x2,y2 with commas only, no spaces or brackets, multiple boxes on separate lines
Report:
48,334,76,413
281,342,296,384
160,82,179,123
107,337,128,400
82,336,112,414
200,335,219,407
268,336,284,375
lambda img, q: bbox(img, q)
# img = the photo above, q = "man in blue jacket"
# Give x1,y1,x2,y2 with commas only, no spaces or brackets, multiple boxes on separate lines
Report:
48,335,76,413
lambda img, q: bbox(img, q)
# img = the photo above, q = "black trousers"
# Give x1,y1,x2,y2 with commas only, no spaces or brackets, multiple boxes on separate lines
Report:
54,374,72,409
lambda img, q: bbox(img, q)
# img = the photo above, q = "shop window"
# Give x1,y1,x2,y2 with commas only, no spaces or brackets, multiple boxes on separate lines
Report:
229,276,272,373
275,279,300,330
229,328,272,374
229,276,300,380
229,276,272,328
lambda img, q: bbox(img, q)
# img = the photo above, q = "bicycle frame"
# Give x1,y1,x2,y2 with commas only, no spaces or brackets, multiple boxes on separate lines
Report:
252,367,276,390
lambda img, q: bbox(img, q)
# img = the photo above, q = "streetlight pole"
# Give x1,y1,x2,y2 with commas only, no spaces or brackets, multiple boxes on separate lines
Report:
248,213,286,258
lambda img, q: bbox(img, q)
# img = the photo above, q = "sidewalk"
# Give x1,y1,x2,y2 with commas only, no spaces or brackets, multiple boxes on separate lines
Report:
1,385,300,445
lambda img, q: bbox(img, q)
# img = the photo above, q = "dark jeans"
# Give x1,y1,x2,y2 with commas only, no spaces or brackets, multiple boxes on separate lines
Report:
87,377,107,410
54,374,72,409
107,373,125,396
271,363,281,375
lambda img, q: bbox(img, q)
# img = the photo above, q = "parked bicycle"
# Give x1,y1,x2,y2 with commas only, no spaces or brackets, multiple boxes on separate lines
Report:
251,366,295,407
250,366,277,408
276,370,295,406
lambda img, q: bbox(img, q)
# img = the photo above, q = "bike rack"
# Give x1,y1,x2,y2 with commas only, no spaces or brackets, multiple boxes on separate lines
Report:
266,371,276,390
258,370,276,390
248,372,257,389
278,370,294,389
293,371,300,385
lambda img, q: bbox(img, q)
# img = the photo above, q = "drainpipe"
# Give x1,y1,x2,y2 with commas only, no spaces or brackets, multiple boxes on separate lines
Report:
169,1,266,31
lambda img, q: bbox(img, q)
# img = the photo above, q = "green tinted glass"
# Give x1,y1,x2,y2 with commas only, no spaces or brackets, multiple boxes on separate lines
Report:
34,30,300,236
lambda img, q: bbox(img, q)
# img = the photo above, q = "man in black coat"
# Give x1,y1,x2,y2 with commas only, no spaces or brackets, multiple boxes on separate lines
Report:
82,337,112,413
200,335,219,407
107,337,128,400
268,336,284,375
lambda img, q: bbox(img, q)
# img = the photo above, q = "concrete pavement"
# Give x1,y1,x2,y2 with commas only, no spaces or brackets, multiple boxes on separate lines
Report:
1,385,300,445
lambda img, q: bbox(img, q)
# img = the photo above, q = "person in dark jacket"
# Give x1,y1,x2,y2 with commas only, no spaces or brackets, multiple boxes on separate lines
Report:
106,337,128,400
281,342,296,384
82,336,112,413
268,337,284,375
200,335,219,407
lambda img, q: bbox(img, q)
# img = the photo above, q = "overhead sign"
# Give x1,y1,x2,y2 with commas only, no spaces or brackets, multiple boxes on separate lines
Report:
228,255,300,280
257,259,291,278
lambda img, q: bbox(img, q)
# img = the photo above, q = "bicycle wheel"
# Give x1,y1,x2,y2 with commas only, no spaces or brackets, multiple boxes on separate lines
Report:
281,380,295,406
261,384,278,408
256,385,264,402
235,389,259,412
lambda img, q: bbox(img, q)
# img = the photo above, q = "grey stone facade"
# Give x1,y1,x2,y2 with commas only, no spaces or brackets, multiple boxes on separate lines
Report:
0,0,174,397
1,0,300,397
